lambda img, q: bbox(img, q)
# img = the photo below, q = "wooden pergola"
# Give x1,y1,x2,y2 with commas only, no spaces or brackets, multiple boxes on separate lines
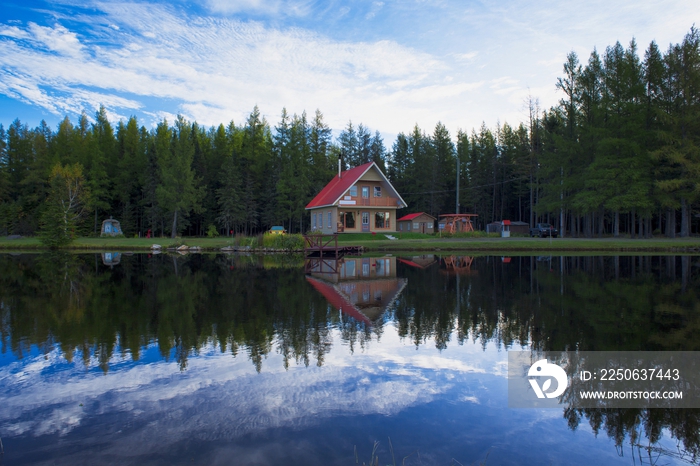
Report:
438,214,478,234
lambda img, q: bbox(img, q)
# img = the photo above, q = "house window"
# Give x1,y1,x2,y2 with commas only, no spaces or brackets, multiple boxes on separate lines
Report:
312,213,316,230
327,211,332,229
340,211,356,229
350,186,357,197
427,223,433,229
399,223,403,231
375,211,390,228
413,222,419,230
374,186,382,197
361,186,369,198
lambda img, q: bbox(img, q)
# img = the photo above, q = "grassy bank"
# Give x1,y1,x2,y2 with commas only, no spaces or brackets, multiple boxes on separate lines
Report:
1,234,700,253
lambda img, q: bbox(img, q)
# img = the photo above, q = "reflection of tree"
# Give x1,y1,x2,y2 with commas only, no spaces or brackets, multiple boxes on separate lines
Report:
0,253,335,373
563,407,700,464
1,254,698,371
2,254,700,458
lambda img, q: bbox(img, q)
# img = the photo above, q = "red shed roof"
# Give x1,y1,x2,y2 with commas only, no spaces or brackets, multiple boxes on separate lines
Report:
397,212,435,222
305,162,405,209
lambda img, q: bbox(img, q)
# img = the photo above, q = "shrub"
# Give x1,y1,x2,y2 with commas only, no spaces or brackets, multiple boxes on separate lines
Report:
207,224,220,238
263,232,304,251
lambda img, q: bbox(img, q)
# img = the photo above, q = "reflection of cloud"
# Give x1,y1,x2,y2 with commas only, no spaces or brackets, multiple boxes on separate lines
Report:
0,326,505,443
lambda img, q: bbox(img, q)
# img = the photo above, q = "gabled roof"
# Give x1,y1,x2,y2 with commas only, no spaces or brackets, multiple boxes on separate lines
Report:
397,212,436,222
305,162,406,209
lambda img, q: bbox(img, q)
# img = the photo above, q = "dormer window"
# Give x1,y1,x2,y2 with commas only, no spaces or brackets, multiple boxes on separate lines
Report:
374,186,382,197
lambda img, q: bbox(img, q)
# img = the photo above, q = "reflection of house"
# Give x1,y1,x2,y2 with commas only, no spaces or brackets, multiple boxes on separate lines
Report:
305,255,407,324
397,255,437,269
306,162,407,234
101,218,122,237
396,212,436,233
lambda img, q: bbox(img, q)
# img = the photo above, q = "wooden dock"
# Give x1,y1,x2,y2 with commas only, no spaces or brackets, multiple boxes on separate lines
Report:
303,234,363,258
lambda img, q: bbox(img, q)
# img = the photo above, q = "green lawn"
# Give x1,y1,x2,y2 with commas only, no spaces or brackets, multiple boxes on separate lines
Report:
1,234,699,252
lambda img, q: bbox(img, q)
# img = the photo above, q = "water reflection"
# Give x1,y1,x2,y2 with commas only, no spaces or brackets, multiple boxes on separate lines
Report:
0,253,699,465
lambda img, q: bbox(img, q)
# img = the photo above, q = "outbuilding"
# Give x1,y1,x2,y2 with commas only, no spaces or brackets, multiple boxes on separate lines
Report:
101,218,122,237
486,220,529,235
396,212,436,233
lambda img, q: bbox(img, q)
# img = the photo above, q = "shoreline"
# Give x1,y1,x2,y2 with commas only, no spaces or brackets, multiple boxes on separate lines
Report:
1,236,700,254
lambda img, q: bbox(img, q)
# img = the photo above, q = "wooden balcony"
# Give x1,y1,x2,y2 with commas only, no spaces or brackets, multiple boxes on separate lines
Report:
355,197,400,207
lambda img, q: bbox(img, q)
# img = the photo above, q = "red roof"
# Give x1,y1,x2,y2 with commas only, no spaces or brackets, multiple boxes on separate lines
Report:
306,162,406,209
305,162,374,209
397,212,434,222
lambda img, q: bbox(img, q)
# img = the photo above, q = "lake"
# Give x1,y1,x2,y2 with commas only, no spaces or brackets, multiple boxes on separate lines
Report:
0,252,699,465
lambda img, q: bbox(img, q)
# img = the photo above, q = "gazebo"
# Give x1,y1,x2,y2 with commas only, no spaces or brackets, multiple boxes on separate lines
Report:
438,214,478,234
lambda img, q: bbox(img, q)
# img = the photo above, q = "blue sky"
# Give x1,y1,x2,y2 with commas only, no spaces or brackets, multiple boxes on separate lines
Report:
0,0,698,139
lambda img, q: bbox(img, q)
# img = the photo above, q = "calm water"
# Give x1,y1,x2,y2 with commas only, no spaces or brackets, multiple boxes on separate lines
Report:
0,252,699,465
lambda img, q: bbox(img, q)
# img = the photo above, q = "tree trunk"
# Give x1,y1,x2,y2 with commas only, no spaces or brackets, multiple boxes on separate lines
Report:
171,210,178,238
613,211,619,237
680,198,690,237
665,208,675,238
631,208,636,239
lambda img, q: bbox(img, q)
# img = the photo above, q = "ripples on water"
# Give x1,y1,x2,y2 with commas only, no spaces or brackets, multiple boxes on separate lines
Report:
0,253,698,465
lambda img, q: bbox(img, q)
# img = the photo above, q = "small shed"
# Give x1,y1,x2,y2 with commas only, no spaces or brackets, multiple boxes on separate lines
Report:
101,218,122,237
397,212,436,233
486,220,529,235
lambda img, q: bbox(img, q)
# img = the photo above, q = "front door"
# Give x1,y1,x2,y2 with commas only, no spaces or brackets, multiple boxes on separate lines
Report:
362,211,370,232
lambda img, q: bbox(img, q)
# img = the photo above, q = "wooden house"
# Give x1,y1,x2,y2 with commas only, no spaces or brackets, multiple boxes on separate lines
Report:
396,212,436,233
306,162,406,234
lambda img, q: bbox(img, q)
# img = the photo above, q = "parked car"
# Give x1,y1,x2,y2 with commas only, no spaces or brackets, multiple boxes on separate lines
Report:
529,223,558,238
269,226,287,235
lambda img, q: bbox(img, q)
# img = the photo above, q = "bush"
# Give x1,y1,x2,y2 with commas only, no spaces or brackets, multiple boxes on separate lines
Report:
262,232,304,251
206,224,219,238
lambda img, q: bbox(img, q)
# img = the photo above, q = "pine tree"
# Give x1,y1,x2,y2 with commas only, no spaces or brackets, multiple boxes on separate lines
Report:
155,116,204,237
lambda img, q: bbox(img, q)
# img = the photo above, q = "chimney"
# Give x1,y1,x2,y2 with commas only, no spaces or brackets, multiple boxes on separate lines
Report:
338,157,342,178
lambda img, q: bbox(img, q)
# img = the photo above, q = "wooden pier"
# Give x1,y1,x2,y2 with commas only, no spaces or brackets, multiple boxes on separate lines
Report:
303,234,363,258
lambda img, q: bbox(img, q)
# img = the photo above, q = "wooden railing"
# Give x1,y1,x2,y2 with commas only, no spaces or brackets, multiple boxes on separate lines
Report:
304,234,339,257
357,197,399,207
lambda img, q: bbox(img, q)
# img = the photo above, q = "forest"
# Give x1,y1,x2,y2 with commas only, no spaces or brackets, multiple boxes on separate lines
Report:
0,28,698,238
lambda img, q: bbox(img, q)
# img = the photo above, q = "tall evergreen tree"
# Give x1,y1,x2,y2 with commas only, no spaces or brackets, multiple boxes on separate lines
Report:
155,117,203,237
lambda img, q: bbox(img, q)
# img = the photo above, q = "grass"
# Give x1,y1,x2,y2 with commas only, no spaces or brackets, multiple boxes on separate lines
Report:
0,233,699,253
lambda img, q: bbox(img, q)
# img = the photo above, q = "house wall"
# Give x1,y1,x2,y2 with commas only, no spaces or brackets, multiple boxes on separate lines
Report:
310,207,398,233
309,207,338,234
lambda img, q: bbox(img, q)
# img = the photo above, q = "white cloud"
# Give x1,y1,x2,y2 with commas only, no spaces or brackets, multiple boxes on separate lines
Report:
204,0,313,17
27,22,84,58
1,0,698,136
